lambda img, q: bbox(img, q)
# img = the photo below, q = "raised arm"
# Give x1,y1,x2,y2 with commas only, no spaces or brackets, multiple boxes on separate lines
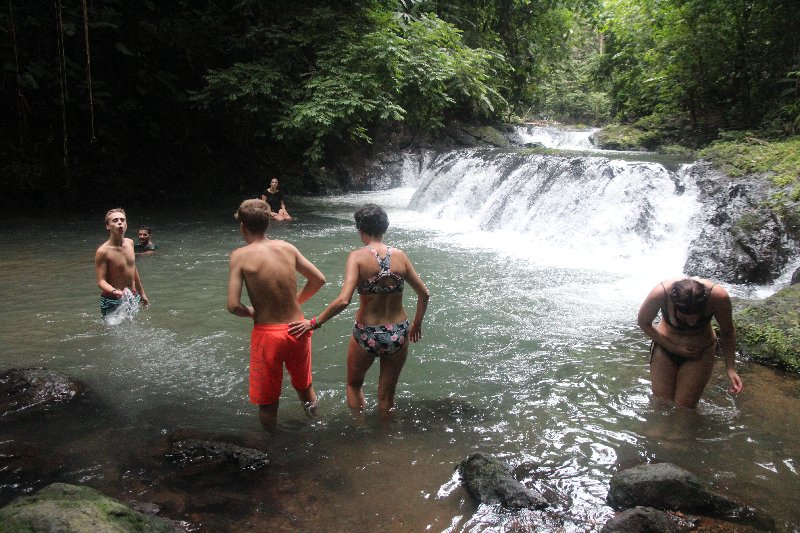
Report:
295,248,326,305
226,250,253,318
711,286,742,393
401,254,429,343
636,283,685,354
288,250,359,336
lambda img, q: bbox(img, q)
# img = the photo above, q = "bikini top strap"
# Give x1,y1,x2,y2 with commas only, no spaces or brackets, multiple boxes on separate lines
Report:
366,246,391,270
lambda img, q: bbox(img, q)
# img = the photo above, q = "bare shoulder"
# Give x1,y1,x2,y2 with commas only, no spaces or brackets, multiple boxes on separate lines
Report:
349,246,371,261
228,245,247,263
390,246,408,258
709,281,730,300
95,239,111,258
270,239,301,256
390,247,413,265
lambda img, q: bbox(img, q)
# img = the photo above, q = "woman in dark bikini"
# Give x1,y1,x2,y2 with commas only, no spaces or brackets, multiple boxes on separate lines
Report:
637,277,743,408
289,204,429,415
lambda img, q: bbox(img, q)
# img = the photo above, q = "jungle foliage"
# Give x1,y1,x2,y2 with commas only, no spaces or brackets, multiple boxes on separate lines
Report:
1,0,798,206
596,0,800,136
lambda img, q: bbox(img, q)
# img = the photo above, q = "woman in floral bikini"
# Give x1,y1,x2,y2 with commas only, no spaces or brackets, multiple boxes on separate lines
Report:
290,204,429,416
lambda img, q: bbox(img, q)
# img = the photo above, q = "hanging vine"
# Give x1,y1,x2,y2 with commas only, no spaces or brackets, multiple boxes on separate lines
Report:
54,0,69,167
81,0,96,142
9,0,26,152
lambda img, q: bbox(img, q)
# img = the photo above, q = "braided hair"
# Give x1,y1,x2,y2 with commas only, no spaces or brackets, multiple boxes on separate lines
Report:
671,279,709,314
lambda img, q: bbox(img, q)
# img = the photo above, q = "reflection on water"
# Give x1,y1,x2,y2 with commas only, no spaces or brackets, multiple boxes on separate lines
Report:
1,199,799,531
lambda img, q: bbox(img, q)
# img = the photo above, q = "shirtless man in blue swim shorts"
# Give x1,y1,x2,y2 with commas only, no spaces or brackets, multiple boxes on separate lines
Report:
638,276,743,408
227,199,326,430
290,203,430,418
94,208,149,317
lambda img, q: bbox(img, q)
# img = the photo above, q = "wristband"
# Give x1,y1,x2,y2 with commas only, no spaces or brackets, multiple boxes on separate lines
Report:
310,316,318,329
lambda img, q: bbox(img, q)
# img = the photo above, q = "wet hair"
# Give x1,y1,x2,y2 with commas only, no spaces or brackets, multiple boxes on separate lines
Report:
671,279,709,314
138,225,152,235
235,199,271,235
354,203,389,237
104,208,126,224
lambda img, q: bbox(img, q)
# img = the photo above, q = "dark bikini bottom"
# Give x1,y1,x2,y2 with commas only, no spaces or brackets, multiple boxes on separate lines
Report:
650,340,717,367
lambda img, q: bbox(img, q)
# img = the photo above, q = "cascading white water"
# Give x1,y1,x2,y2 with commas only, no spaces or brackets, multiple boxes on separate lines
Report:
509,124,598,150
405,147,700,277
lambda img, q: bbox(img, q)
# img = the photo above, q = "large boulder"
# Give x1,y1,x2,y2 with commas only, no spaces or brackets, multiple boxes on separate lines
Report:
458,453,548,509
734,284,800,372
0,483,180,532
683,163,795,284
0,367,86,415
607,463,774,530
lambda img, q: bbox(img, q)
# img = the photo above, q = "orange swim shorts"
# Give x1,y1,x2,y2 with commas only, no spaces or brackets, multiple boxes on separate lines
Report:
249,324,313,405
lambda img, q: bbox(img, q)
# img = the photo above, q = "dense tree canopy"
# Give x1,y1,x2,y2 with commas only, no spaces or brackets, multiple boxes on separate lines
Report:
596,0,800,135
0,0,797,208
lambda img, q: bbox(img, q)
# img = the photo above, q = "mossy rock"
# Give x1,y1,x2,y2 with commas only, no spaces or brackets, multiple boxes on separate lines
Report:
734,284,800,372
592,124,660,151
0,483,179,532
455,123,510,148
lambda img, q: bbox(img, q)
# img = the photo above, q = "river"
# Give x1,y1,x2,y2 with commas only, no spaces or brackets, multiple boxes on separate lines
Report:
1,127,799,531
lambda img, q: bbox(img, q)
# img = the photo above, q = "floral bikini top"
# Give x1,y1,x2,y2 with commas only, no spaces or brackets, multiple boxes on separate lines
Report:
357,246,405,295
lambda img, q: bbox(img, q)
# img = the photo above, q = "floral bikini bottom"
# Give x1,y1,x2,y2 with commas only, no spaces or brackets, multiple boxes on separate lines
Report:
352,319,409,357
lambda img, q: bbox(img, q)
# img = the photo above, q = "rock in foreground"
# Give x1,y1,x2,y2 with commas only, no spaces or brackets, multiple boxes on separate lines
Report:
458,452,548,509
0,367,86,415
607,463,774,530
0,483,181,532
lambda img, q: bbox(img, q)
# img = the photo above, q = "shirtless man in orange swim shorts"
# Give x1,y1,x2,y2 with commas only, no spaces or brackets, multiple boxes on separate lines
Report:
227,199,326,430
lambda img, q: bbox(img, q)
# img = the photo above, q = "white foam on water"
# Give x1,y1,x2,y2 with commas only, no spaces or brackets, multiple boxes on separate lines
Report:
103,288,140,326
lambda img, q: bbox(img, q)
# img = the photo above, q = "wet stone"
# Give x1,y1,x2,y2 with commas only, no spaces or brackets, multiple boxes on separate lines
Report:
0,367,86,416
458,452,548,510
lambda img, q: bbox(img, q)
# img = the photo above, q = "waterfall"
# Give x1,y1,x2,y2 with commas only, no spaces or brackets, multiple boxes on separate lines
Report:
509,124,599,150
403,140,700,276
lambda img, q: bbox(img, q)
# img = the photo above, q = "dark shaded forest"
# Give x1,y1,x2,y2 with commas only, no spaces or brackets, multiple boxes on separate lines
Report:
1,0,798,211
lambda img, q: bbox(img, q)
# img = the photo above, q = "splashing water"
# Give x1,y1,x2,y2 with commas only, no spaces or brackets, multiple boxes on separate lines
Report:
103,288,140,326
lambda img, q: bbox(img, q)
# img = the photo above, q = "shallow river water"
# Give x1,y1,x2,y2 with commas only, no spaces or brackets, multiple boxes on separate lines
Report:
1,189,799,532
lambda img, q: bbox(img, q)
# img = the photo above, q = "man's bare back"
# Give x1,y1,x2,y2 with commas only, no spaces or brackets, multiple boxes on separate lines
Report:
229,239,320,324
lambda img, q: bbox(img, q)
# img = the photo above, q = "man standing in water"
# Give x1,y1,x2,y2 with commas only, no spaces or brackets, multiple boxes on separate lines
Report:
134,225,158,255
227,199,326,430
95,208,149,316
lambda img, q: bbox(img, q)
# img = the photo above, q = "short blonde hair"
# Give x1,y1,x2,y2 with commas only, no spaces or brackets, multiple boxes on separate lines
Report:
235,199,271,234
105,208,126,224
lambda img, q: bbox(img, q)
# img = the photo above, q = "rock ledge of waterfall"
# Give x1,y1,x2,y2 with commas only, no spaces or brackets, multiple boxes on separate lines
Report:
683,162,798,284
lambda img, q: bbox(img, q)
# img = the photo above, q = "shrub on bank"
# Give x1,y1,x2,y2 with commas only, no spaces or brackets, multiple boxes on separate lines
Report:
734,284,800,372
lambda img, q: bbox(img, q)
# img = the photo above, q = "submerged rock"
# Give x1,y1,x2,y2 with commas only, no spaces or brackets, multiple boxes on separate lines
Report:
458,453,548,509
0,367,86,416
166,438,270,471
0,483,181,532
607,463,775,530
601,506,681,533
